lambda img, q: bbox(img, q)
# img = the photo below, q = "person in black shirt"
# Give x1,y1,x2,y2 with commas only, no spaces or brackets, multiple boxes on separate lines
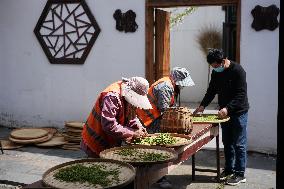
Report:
193,48,249,186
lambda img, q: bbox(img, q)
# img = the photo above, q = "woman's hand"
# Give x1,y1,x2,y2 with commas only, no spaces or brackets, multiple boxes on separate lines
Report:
125,117,148,142
132,128,147,139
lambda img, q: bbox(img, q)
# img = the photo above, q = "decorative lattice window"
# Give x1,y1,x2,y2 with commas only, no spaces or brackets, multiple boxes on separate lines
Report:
34,0,101,64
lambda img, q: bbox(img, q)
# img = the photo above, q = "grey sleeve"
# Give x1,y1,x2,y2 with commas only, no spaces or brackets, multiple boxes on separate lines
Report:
153,81,174,113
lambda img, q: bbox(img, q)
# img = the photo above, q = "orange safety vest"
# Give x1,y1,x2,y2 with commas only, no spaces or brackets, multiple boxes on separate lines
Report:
81,81,125,156
136,77,175,127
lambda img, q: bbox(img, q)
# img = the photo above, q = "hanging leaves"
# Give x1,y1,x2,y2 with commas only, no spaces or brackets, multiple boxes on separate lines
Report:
170,7,197,28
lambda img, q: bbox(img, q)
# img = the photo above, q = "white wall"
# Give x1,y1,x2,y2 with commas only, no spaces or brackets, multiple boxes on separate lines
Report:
170,6,225,103
0,0,145,128
241,0,279,154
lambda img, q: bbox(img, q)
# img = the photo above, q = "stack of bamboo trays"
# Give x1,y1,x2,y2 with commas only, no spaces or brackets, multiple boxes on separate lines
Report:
62,121,84,150
9,128,53,145
8,127,67,148
35,127,67,147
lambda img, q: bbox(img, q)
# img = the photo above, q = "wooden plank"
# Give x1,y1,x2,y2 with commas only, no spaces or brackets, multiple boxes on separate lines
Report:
145,6,155,85
147,0,239,7
178,135,213,162
155,9,171,80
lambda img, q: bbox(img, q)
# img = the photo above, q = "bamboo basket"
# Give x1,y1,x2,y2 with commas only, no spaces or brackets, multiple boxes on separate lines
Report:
160,107,193,134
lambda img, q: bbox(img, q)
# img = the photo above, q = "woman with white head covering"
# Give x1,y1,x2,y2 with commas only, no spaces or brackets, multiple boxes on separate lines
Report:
81,76,152,158
136,67,195,133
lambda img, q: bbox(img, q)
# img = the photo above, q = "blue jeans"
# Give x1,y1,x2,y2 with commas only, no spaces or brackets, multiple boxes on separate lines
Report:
221,111,248,177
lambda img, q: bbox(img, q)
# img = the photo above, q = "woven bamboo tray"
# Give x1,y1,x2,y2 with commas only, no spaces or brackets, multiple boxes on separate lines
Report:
65,131,81,137
10,128,49,140
65,128,82,133
61,146,81,151
35,136,67,147
192,114,230,123
42,158,135,189
64,121,84,129
0,139,24,150
128,133,192,147
100,145,178,166
62,133,81,143
61,142,81,150
42,127,58,135
9,133,53,144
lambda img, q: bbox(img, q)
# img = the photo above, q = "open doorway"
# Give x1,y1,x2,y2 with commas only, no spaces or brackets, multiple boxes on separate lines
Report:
145,0,240,105
145,1,241,98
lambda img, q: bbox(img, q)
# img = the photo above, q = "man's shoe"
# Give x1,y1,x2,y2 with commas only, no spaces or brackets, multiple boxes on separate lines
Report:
156,177,173,189
226,174,246,186
220,170,234,181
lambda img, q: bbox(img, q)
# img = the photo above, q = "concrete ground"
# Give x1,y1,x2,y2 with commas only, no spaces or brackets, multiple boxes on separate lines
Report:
0,126,276,189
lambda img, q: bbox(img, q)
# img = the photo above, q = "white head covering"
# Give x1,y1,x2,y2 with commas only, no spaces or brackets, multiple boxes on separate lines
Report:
121,77,152,109
170,67,195,87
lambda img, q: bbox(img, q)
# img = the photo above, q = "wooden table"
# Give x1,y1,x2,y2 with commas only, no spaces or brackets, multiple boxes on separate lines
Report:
23,123,220,189
133,123,220,189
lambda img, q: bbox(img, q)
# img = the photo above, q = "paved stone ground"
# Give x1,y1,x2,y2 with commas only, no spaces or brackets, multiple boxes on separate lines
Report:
0,126,276,189
158,150,276,189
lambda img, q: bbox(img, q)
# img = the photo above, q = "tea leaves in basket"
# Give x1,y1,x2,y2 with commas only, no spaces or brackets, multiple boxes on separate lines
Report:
192,114,220,122
54,164,120,187
140,151,170,161
133,133,177,145
114,148,170,161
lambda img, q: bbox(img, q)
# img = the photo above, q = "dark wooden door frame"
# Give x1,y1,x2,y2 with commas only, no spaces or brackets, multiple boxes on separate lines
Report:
145,0,241,84
155,9,171,81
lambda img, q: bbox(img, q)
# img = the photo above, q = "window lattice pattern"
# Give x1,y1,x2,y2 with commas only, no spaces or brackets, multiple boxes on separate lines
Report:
34,0,101,64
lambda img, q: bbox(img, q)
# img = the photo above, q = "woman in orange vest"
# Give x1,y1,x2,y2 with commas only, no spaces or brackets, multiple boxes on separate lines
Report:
81,77,152,158
136,67,195,133
136,67,195,188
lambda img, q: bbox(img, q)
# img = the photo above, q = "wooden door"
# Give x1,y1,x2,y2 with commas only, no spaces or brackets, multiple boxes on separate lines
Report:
154,9,171,81
146,0,241,84
223,22,236,61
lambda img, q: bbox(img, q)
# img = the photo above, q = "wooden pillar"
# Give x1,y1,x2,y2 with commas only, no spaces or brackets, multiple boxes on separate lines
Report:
145,5,155,85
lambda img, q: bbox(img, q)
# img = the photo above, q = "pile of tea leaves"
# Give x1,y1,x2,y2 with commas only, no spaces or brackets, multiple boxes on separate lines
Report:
54,164,120,187
115,148,170,162
132,133,177,145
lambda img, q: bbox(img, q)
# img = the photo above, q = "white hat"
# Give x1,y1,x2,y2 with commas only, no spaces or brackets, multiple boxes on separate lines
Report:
121,77,152,109
170,67,195,87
